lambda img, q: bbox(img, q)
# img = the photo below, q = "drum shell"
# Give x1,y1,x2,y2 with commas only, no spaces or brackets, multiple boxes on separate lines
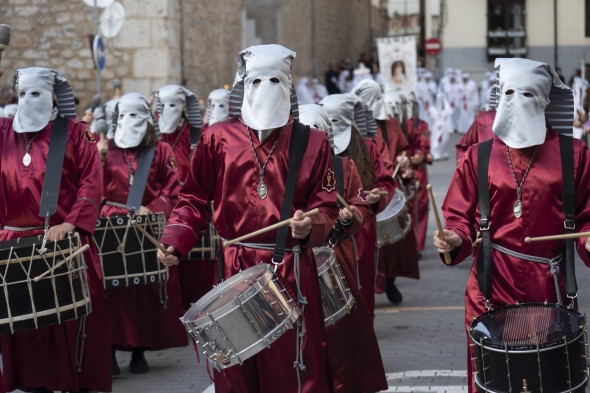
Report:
470,303,589,393
0,234,91,334
181,264,301,369
375,189,412,247
187,222,219,261
93,213,168,288
313,247,355,326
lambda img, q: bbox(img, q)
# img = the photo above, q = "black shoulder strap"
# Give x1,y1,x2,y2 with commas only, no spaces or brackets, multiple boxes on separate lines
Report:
559,133,577,297
333,155,344,203
39,116,69,220
189,126,201,147
125,144,156,212
273,121,310,263
377,119,390,146
476,138,493,300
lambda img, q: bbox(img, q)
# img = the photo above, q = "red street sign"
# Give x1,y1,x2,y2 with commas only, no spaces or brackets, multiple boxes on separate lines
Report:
424,38,442,55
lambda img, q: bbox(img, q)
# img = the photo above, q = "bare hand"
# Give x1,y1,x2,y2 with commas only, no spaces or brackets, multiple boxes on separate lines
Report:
158,245,179,266
401,167,414,179
338,207,353,221
97,138,108,160
365,188,382,205
433,229,463,253
397,154,410,168
289,210,312,239
46,222,76,241
139,206,152,215
410,153,424,166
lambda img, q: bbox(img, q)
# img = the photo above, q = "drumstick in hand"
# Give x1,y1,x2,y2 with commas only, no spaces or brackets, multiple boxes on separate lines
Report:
525,232,590,243
367,190,389,196
130,220,171,256
391,161,403,180
33,244,90,282
426,184,452,265
336,193,363,224
223,208,320,246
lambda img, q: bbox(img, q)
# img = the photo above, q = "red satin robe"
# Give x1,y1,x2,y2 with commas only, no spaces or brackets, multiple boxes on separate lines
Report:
0,118,111,392
374,118,420,294
441,129,590,392
455,110,495,164
326,157,388,393
100,141,187,350
353,138,396,317
406,117,431,251
159,121,217,309
160,119,339,393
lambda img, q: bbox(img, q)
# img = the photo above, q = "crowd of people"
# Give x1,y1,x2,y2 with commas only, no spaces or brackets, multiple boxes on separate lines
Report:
0,44,589,393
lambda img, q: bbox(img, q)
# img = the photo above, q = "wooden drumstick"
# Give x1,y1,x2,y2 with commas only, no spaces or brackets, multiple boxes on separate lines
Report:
223,208,320,247
33,244,90,282
391,161,403,180
426,184,452,265
336,193,363,224
130,220,171,256
367,190,389,196
525,232,590,243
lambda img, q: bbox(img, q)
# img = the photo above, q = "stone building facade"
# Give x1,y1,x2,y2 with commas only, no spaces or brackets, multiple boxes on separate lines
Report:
1,0,385,111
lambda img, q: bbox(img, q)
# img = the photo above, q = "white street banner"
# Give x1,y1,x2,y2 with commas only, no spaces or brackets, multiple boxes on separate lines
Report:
377,36,417,93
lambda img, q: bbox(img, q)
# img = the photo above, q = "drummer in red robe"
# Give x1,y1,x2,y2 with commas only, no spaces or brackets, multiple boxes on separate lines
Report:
154,84,216,310
351,82,419,306
433,58,590,393
299,103,388,393
204,88,230,129
0,67,111,393
158,44,339,393
320,93,396,318
101,92,187,375
404,92,432,252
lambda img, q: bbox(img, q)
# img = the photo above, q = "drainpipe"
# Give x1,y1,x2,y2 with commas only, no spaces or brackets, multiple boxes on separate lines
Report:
311,0,317,77
180,0,187,86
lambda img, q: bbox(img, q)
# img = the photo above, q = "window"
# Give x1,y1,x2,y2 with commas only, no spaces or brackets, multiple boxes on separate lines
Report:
487,0,526,61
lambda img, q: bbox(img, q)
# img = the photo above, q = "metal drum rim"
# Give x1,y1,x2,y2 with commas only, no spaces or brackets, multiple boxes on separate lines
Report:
375,189,406,222
313,246,336,276
181,264,274,328
474,373,589,393
324,295,355,327
469,302,586,352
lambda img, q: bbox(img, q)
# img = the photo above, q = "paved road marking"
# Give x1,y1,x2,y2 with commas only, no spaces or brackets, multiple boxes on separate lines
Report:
376,305,464,313
202,370,468,392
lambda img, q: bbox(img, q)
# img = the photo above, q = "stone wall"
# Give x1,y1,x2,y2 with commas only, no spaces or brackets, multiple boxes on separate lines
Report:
0,0,245,112
276,0,374,81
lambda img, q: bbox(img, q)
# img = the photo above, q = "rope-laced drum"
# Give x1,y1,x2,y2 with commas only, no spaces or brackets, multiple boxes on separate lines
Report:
469,302,588,393
0,232,91,334
187,222,219,261
93,213,168,288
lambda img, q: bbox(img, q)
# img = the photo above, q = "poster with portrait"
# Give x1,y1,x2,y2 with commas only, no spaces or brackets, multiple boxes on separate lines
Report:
376,36,417,93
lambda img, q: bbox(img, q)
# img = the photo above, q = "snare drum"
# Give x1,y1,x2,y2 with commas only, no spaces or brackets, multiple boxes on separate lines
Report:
181,264,301,370
0,233,91,334
93,213,168,288
313,247,355,326
470,303,588,393
375,189,412,247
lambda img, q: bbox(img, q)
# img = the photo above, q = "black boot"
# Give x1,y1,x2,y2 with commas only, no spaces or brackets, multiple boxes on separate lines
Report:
112,347,121,377
129,347,149,374
386,278,403,305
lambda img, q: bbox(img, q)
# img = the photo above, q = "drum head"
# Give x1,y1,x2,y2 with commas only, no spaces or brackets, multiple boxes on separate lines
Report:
470,303,585,350
376,189,406,222
184,264,271,322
